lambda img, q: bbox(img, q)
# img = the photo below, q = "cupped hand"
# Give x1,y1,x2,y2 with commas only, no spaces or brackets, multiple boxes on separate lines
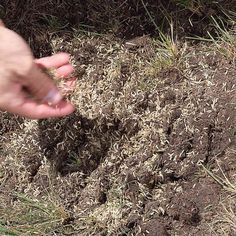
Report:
0,25,76,119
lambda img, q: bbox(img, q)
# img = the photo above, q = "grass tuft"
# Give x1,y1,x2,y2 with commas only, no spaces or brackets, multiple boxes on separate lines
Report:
200,161,236,235
0,193,74,236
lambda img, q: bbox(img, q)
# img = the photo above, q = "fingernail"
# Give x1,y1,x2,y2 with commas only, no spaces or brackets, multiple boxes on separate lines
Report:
44,88,62,105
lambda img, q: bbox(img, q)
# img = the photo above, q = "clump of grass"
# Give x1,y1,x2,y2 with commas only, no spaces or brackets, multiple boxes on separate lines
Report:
190,13,236,61
211,197,236,236
146,24,179,77
0,193,75,236
200,161,236,235
208,15,236,60
140,0,180,76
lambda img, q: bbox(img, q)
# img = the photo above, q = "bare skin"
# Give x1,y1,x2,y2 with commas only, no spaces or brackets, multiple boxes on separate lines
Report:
0,24,75,119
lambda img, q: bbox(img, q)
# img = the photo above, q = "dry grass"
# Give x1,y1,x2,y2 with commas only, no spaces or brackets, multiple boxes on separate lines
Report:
0,193,72,236
201,163,236,235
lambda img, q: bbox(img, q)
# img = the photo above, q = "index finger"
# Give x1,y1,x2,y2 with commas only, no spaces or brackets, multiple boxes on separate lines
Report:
35,53,71,69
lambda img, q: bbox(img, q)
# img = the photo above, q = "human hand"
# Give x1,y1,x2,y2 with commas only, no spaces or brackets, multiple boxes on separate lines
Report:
0,25,75,119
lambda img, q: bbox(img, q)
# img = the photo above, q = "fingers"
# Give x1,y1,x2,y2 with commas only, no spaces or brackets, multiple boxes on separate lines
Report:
25,63,62,105
33,53,75,100
35,53,74,77
35,54,74,78
12,99,75,119
56,64,74,78
21,53,76,118
1,87,75,119
35,53,71,69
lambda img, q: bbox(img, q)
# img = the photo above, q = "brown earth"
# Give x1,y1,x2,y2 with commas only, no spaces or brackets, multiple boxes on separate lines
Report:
0,1,236,236
1,36,236,235
1,0,236,56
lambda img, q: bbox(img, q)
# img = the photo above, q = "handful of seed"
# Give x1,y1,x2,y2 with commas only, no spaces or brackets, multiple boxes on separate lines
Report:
41,67,57,82
41,67,75,98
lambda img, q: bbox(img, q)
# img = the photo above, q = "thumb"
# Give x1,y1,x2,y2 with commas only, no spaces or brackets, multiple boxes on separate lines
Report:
25,63,62,105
